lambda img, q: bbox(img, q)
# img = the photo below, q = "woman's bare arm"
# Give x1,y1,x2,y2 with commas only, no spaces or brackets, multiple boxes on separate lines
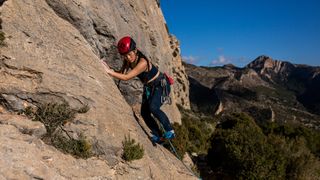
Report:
101,58,148,81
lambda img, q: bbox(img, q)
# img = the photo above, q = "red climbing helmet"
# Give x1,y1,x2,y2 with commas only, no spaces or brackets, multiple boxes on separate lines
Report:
117,36,136,55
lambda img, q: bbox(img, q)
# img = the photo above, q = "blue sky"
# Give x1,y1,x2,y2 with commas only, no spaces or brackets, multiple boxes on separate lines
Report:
161,0,320,67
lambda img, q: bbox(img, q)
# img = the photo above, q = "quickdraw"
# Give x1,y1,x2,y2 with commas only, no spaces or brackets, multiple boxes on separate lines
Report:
161,77,172,105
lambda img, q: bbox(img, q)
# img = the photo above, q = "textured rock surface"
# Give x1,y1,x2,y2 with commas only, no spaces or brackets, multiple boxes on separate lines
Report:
44,0,190,121
0,0,194,179
169,35,190,109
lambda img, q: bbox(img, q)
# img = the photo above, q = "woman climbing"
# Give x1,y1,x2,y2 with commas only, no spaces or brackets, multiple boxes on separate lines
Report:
101,36,175,143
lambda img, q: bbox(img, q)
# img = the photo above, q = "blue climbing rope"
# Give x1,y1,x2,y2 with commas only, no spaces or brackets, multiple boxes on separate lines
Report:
158,124,202,180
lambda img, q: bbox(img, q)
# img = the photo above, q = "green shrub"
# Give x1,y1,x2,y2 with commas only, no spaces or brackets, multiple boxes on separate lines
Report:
51,133,92,159
26,102,92,159
208,113,277,179
261,122,320,158
167,122,189,158
207,113,320,179
122,135,144,162
285,137,320,180
34,103,76,136
167,106,216,157
186,123,211,153
294,126,320,157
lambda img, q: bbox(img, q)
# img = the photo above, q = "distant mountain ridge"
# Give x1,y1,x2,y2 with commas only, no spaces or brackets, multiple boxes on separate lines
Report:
247,56,320,114
184,56,320,129
247,55,319,85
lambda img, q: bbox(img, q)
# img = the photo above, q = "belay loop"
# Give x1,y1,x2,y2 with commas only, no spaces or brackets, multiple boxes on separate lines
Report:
161,77,172,105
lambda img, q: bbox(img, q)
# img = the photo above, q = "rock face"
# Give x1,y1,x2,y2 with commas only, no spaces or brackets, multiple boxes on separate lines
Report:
169,35,190,109
44,0,190,121
0,0,194,179
185,56,320,129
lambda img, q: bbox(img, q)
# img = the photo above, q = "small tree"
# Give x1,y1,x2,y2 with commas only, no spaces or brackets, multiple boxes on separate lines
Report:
122,135,144,162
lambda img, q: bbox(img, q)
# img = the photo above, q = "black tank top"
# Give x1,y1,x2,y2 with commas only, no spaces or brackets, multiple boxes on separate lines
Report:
132,51,159,83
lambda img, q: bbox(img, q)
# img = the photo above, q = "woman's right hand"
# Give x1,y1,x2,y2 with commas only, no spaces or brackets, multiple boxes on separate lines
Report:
101,59,114,74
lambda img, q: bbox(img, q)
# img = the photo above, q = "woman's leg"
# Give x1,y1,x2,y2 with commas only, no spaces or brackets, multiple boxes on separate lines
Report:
148,85,173,132
141,98,162,136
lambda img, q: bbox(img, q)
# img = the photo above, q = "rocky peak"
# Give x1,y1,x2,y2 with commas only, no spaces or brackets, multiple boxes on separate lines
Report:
248,55,290,72
247,55,272,69
246,55,296,83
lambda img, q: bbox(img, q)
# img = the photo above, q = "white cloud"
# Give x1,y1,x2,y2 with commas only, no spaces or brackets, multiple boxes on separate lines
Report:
210,55,231,65
182,55,199,64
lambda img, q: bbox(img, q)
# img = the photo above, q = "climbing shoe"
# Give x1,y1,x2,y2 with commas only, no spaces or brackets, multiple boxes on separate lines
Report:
151,135,161,143
163,130,175,140
151,135,166,144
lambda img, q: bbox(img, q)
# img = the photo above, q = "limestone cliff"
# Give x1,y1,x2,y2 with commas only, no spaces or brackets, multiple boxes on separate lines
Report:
169,35,190,109
0,0,194,179
44,0,190,121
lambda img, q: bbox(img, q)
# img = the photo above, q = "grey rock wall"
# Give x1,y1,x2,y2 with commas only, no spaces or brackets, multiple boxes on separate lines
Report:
45,0,190,114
